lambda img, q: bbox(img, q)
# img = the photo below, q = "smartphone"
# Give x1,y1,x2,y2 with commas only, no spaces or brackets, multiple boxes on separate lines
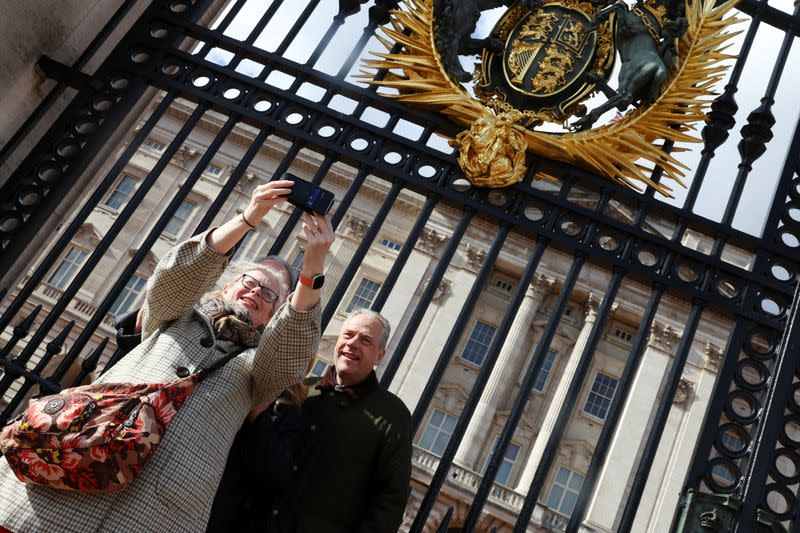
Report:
275,172,335,215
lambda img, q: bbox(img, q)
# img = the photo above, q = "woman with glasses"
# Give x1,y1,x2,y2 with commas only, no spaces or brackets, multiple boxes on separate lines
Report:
0,179,335,533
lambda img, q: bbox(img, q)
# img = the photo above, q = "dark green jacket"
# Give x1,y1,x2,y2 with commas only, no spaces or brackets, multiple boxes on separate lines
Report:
277,368,412,533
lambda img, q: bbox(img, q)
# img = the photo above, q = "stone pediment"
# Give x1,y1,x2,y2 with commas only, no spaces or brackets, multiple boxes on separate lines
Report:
77,223,102,247
126,248,159,273
434,383,468,413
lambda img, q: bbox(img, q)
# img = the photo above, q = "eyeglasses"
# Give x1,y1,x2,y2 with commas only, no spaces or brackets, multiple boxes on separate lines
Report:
237,274,279,304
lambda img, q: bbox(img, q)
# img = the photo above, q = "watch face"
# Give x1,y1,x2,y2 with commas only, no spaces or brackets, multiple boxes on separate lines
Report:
311,274,325,290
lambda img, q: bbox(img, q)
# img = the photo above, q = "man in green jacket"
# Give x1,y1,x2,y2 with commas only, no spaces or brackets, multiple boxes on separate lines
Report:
274,309,412,532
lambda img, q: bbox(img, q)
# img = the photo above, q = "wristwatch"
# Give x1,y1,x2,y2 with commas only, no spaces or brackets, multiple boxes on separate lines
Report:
299,271,325,290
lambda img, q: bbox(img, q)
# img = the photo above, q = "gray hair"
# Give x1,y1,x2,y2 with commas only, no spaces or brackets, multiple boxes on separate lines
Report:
256,254,297,289
344,308,391,350
222,259,292,303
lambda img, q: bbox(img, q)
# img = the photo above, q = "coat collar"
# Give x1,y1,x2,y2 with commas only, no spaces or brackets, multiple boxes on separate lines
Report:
316,366,379,400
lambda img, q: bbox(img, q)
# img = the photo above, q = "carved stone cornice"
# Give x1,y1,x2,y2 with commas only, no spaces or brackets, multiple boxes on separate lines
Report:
416,228,447,255
530,274,555,300
174,144,198,164
464,244,486,273
345,213,369,239
648,322,680,352
583,293,618,322
673,379,694,408
704,341,724,372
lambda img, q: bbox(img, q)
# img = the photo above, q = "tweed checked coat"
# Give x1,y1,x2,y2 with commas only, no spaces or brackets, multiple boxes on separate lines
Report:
0,230,320,533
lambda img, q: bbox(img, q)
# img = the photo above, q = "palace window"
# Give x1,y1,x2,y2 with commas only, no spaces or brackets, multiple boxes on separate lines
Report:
380,238,402,251
483,437,522,486
109,274,147,316
613,328,633,343
419,409,458,457
461,321,496,366
584,372,619,420
533,350,558,392
163,200,195,237
205,164,223,176
104,175,137,210
546,466,585,517
143,138,165,152
494,279,513,292
346,278,382,312
48,246,89,289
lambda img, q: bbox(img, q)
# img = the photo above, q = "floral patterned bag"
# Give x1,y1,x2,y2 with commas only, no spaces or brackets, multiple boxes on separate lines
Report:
0,348,245,494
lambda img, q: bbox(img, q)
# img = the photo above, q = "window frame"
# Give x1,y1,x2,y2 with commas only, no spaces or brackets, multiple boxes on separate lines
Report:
545,465,585,517
143,138,166,152
103,174,138,211
162,199,197,238
532,350,558,393
482,436,522,487
583,371,619,420
109,274,148,317
417,408,458,457
345,277,382,313
47,245,90,290
460,320,497,367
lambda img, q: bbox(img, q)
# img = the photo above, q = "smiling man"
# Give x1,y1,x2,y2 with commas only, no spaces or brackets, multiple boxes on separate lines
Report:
272,309,412,533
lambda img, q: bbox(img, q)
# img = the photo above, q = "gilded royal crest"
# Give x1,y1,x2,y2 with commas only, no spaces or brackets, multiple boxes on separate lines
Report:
477,2,615,123
361,0,741,196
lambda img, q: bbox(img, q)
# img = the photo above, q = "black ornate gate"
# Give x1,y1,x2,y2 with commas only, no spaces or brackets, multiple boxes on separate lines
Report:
1,0,799,531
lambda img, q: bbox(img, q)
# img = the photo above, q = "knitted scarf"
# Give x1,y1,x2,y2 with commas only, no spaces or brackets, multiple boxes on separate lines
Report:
195,297,260,348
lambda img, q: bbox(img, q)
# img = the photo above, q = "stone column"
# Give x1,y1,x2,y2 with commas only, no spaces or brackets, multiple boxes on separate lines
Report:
515,294,604,493
632,342,719,533
580,322,680,533
454,274,554,469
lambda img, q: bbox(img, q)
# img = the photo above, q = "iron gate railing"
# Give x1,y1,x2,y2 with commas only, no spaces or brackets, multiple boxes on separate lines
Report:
1,0,799,531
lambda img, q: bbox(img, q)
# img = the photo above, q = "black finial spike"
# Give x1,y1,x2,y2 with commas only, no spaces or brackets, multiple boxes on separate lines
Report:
738,99,776,169
435,506,454,533
12,305,43,338
701,89,738,156
45,320,76,355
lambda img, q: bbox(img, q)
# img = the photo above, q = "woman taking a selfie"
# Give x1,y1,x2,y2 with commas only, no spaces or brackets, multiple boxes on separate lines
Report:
0,178,335,533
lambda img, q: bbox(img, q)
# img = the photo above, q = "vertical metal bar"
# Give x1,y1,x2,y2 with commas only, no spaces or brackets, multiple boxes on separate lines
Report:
408,219,519,531
514,261,624,533
330,166,370,229
0,91,178,333
56,114,240,374
734,278,800,531
320,180,403,330
379,208,476,388
617,299,707,531
194,126,274,233
0,306,42,360
483,246,579,529
372,195,439,312
459,238,551,531
680,0,765,212
565,284,665,531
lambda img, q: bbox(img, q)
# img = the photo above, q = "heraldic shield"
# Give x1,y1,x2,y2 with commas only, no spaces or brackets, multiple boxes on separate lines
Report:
477,1,616,123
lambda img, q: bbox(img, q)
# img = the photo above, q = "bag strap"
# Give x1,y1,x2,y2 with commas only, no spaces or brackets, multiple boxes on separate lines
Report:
196,346,248,383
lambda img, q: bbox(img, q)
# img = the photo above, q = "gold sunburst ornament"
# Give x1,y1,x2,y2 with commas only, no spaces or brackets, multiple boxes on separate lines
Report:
360,0,741,197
